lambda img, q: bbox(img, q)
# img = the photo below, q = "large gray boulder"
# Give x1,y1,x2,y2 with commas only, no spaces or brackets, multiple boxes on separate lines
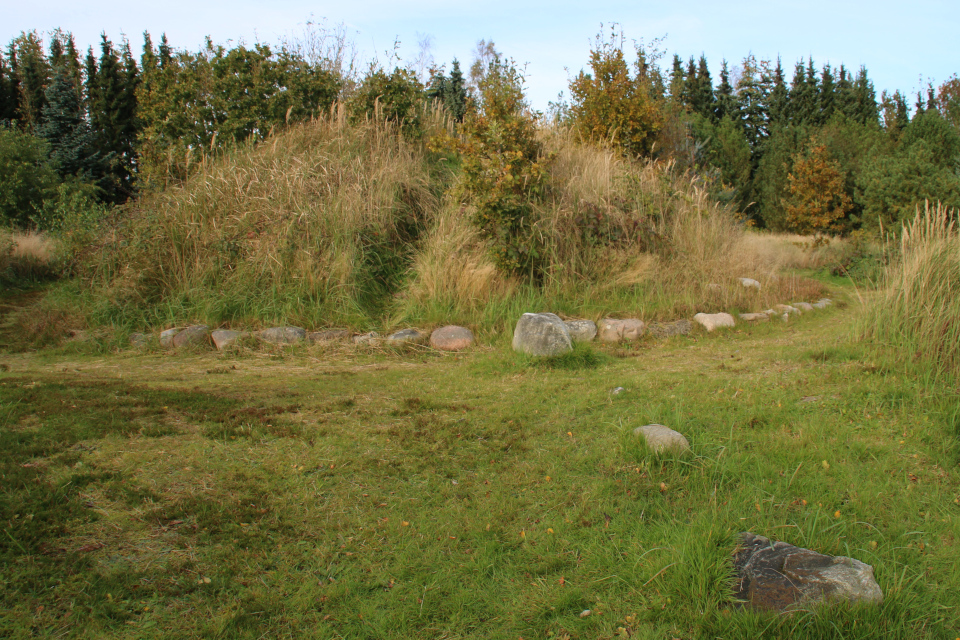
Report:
430,326,474,351
693,312,735,332
565,319,597,343
259,326,306,344
513,313,573,356
734,532,883,611
634,424,690,454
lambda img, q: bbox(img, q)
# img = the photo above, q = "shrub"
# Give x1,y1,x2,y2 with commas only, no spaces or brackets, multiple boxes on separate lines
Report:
0,127,59,228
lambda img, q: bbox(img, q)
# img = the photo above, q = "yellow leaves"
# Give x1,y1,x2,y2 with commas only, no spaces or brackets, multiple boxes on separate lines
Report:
547,528,554,534
401,521,410,527
869,541,878,549
821,460,831,470
834,510,842,519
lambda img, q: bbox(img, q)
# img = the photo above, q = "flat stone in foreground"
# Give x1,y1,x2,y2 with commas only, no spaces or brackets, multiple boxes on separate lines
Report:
259,326,306,344
734,532,883,612
739,312,770,322
634,424,690,453
430,325,474,351
513,313,573,356
172,325,211,349
792,302,815,312
693,312,735,331
353,331,380,345
813,298,833,309
565,319,597,343
775,304,801,315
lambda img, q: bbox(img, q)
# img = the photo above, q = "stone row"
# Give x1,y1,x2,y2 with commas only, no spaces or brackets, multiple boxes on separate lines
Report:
511,299,832,357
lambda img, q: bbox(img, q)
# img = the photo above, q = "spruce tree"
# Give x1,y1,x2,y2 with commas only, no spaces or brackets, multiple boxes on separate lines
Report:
669,54,685,103
835,65,855,117
853,66,878,125
693,54,715,120
681,56,697,109
447,59,467,123
735,54,769,149
820,64,835,122
38,64,99,180
715,59,736,121
786,60,807,125
0,54,18,123
767,57,788,127
88,35,139,201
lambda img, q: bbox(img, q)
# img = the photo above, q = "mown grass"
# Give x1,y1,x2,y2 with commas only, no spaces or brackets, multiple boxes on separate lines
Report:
1,288,958,639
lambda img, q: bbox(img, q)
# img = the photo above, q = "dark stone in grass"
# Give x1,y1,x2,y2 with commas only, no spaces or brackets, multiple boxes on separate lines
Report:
646,319,693,338
386,328,428,345
513,313,573,356
430,326,474,351
129,332,148,349
172,325,211,349
259,326,306,344
308,329,352,344
733,532,883,612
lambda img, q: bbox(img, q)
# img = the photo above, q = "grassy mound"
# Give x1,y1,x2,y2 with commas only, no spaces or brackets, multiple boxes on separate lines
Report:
64,113,829,335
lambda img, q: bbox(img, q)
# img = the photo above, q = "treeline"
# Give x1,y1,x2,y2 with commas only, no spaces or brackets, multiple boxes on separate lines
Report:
562,28,960,232
1,25,958,235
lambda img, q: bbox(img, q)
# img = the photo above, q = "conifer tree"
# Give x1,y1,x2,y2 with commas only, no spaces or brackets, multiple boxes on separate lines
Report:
669,54,685,103
38,64,99,179
767,57,788,127
735,54,768,149
11,31,50,129
715,59,736,122
786,61,807,125
835,65,855,117
820,64,835,122
853,67,878,125
0,54,18,122
693,54,715,119
681,56,697,108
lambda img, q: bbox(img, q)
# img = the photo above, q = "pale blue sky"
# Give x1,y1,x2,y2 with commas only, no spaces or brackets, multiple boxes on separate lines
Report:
5,1,958,111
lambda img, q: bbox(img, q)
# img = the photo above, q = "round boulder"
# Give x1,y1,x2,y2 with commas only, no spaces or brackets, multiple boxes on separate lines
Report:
693,312,736,332
634,424,690,454
211,329,245,351
513,313,573,356
430,325,474,351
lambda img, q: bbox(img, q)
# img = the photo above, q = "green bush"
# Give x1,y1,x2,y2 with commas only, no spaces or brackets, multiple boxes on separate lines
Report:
0,127,60,228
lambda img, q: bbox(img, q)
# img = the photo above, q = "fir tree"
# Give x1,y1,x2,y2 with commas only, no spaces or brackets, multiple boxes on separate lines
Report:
447,59,467,122
0,54,18,123
820,64,835,122
853,67,878,125
767,57,788,127
11,31,50,129
669,54,685,103
681,56,697,109
38,64,99,180
736,54,769,149
715,59,736,121
693,54,715,119
786,60,808,125
835,64,855,117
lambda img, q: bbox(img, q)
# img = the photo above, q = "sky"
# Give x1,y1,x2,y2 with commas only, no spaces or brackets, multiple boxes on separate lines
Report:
4,1,958,111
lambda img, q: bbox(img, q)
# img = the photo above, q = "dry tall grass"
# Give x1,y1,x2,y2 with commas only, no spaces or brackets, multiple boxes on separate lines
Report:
859,201,960,382
0,229,59,282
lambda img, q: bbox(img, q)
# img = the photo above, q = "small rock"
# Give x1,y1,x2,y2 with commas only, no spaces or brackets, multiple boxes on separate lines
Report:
781,313,790,323
513,313,573,357
634,424,690,453
353,331,380,345
386,328,428,345
738,312,770,322
734,532,883,612
599,318,645,342
211,330,245,351
739,277,761,291
792,302,814,312
172,325,211,349
308,329,352,343
129,332,148,348
693,312,736,332
647,319,693,338
774,304,801,315
813,298,833,309
430,326,474,351
579,610,591,618
159,328,181,349
612,387,625,395
565,319,597,343
259,326,306,344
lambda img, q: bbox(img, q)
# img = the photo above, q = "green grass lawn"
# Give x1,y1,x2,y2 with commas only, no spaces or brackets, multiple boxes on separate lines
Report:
1,291,958,639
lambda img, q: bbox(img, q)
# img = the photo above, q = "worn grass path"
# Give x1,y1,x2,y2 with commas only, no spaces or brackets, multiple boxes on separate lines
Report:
1,289,958,639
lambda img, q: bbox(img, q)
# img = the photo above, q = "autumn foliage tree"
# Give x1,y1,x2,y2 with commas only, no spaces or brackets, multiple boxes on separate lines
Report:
783,144,852,234
568,27,662,157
